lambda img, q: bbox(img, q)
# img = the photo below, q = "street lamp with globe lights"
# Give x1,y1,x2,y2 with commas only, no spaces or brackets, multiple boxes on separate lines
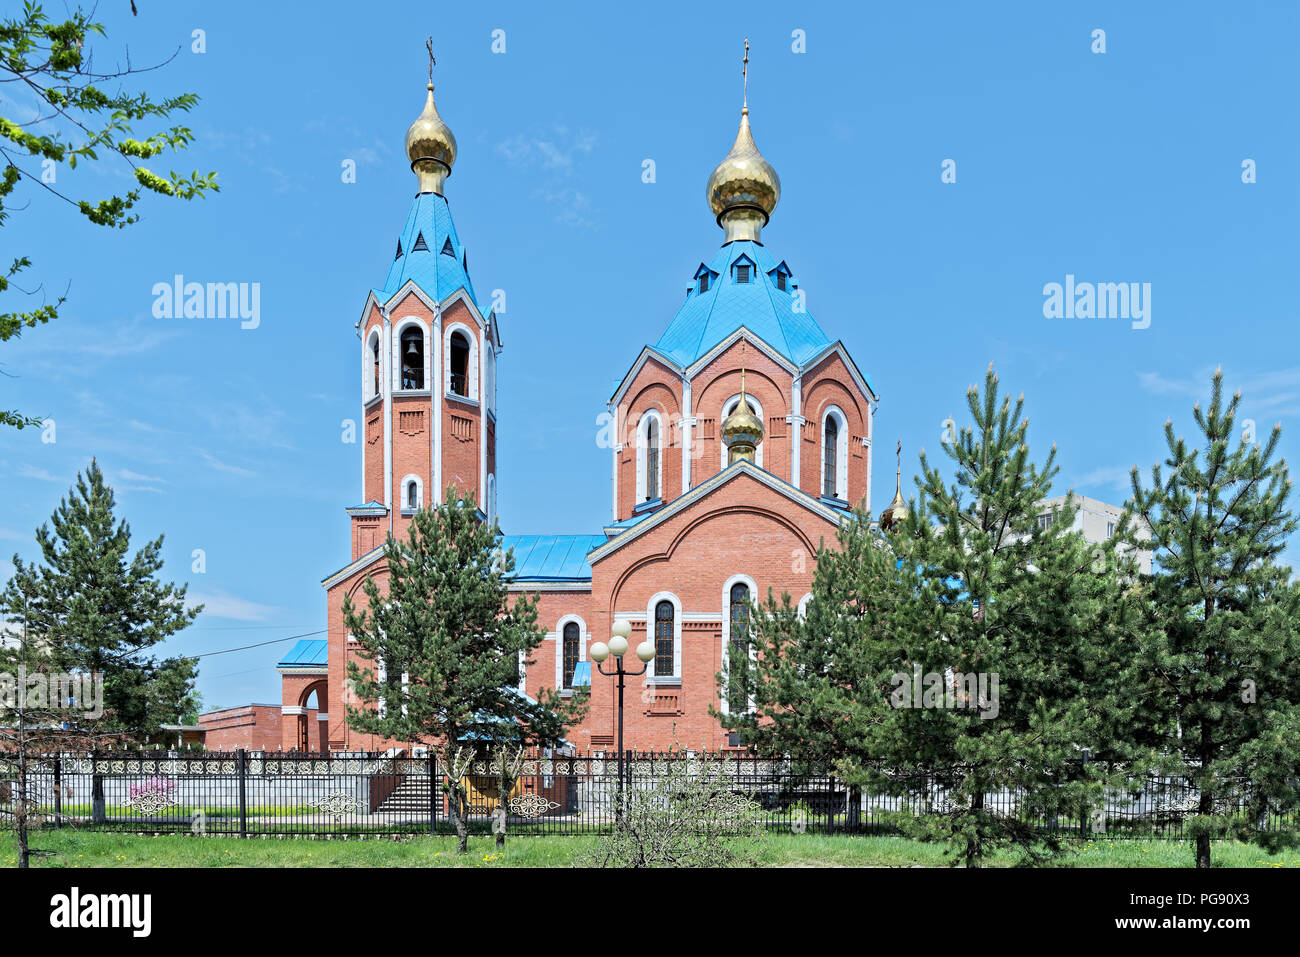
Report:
590,619,655,823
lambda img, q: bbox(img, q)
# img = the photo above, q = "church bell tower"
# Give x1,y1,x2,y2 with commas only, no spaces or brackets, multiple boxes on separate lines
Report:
348,46,501,560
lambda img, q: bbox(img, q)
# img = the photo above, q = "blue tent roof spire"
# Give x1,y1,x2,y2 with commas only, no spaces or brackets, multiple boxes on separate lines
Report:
652,240,829,367
376,192,477,305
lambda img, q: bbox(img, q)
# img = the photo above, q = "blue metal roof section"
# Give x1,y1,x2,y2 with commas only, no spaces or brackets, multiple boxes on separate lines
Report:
502,534,606,581
278,639,327,669
377,192,477,306
653,241,831,367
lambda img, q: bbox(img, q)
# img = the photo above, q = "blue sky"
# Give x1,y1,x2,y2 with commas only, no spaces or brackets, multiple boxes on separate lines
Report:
2,1,1297,711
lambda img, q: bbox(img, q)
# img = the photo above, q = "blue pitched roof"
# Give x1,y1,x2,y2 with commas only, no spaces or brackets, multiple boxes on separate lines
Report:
278,639,327,669
502,534,605,581
376,192,477,306
653,240,832,367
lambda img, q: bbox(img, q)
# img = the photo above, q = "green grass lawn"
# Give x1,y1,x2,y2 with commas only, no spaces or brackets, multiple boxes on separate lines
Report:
3,829,1297,867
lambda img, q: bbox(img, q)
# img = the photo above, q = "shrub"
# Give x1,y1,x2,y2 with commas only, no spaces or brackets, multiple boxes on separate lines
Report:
581,752,767,868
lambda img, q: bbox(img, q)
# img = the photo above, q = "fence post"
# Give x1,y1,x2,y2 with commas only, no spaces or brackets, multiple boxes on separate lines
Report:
1079,748,1090,838
237,748,248,839
90,748,105,825
52,753,63,829
827,773,836,835
434,748,444,837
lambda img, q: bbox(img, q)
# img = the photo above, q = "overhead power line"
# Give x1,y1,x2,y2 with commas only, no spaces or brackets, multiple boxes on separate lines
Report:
183,629,326,661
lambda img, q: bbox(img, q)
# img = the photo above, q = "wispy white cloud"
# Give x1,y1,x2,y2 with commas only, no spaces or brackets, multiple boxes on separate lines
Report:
1138,366,1300,420
16,463,66,483
1069,465,1135,492
117,468,166,483
198,399,295,451
188,590,278,622
199,451,258,478
496,126,600,228
496,126,597,171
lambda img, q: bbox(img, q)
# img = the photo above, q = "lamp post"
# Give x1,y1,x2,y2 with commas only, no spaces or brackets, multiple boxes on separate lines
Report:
589,619,656,825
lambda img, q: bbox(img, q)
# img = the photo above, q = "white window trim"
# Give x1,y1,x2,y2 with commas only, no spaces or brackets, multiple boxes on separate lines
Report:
443,321,479,399
721,393,764,469
392,316,431,392
364,327,383,400
646,591,682,682
797,592,814,621
821,405,849,500
400,474,423,510
376,657,409,718
486,473,497,525
720,574,757,715
635,409,665,504
554,614,588,691
485,344,497,415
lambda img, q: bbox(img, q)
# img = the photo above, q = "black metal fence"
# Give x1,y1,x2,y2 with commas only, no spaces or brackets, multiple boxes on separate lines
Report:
0,749,1291,840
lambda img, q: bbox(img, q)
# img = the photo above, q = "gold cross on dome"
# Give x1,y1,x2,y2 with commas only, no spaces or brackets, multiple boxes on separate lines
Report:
426,36,436,85
742,38,750,109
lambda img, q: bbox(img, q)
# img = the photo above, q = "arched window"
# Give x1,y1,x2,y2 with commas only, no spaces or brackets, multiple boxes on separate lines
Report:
400,475,423,512
654,600,674,677
562,621,580,689
821,416,842,496
728,582,750,712
399,326,424,390
369,332,381,397
449,331,470,396
645,417,660,501
821,407,848,500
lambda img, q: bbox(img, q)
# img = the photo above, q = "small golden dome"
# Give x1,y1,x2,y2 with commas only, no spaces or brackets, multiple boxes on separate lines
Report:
706,108,780,240
406,82,456,194
723,395,763,443
879,440,909,532
722,345,764,465
880,488,909,532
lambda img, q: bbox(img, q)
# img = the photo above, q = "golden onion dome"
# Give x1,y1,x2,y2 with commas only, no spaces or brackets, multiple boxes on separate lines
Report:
722,346,764,465
706,107,780,242
722,395,763,443
406,81,456,194
879,487,909,532
879,441,910,532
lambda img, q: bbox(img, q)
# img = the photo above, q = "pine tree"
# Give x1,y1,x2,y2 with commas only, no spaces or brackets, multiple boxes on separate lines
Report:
716,510,913,786
727,366,1147,865
342,490,581,855
878,366,1148,865
3,459,199,739
0,565,58,869
1128,370,1300,868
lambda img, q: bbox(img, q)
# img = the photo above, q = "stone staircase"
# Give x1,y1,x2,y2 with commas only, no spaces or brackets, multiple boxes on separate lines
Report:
375,775,433,815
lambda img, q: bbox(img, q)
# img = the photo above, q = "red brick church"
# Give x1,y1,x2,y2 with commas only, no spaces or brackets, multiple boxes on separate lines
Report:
275,55,892,754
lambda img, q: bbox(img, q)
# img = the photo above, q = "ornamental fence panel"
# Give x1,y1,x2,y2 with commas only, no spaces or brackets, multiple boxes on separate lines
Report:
0,749,1290,840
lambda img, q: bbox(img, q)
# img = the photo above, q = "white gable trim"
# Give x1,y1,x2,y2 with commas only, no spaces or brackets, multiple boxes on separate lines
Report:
609,346,684,406
321,545,386,589
587,459,846,565
685,326,798,379
800,340,878,403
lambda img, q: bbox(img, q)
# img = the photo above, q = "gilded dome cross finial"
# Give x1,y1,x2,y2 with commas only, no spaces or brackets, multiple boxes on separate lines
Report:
722,338,763,466
706,38,779,243
406,39,457,194
742,38,749,112
881,439,909,532
739,338,747,399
